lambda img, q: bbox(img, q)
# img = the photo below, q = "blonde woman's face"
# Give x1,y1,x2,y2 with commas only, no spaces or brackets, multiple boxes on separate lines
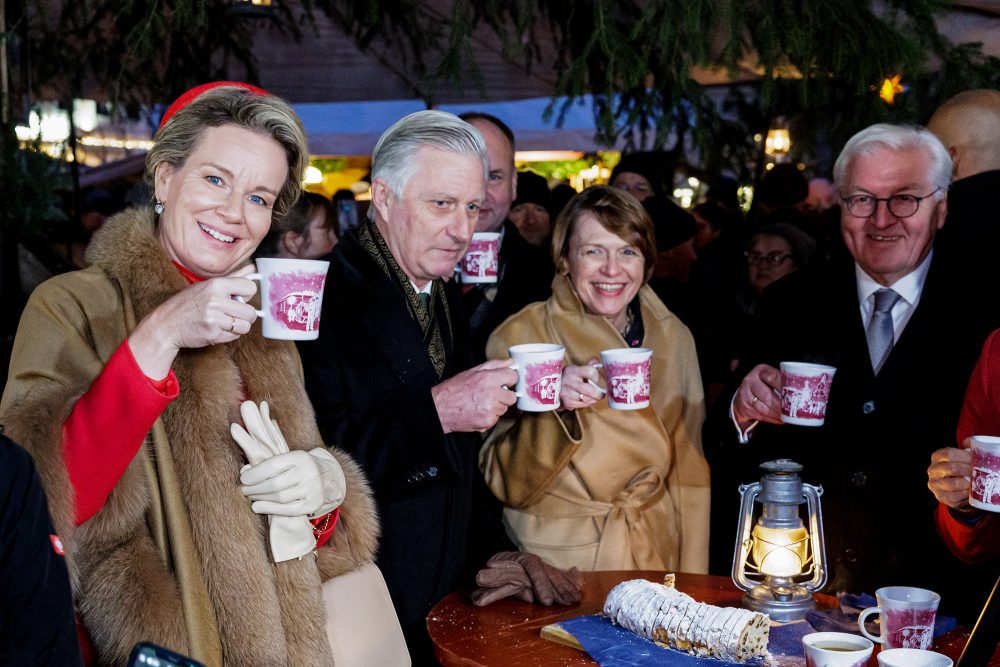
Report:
155,125,286,277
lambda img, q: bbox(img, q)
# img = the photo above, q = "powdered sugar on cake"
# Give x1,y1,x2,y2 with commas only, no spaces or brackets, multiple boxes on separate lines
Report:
603,577,772,663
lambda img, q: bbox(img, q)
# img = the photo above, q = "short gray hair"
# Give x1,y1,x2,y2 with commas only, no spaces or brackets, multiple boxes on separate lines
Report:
833,123,952,196
368,110,488,220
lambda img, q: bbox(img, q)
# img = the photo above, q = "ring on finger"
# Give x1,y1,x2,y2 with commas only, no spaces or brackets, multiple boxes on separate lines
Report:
229,317,237,332
751,394,759,405
578,392,585,402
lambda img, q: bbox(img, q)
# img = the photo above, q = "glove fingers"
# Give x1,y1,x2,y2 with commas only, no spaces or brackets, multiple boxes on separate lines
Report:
550,574,581,605
471,582,523,607
259,402,291,454
517,556,554,605
514,587,535,603
270,418,292,454
475,562,522,587
230,424,272,465
250,499,310,517
240,452,299,486
241,401,280,455
487,551,519,564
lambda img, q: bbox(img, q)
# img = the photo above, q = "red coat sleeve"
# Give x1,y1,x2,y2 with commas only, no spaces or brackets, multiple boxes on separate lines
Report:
63,340,179,525
936,329,1000,563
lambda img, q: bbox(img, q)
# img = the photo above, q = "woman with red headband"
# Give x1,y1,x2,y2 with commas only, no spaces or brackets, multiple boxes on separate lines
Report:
0,83,378,665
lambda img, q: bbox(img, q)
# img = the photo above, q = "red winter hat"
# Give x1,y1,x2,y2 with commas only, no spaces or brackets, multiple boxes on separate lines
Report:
159,81,270,129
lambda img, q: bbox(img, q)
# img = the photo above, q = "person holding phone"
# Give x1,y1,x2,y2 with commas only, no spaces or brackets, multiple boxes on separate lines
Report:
0,83,379,665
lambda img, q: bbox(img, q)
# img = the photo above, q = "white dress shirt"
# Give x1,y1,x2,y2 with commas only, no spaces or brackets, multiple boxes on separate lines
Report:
855,249,933,345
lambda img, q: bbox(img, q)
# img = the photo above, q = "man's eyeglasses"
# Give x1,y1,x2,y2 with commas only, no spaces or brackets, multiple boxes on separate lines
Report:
840,188,940,218
745,252,792,267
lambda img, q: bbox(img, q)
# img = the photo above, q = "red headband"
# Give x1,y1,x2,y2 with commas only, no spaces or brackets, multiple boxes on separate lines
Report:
158,81,270,130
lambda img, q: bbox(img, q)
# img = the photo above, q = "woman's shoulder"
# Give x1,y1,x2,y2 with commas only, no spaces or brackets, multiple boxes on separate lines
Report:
485,300,550,357
28,265,120,311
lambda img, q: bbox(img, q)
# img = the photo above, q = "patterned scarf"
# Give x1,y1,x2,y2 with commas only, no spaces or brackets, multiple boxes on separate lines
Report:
358,217,452,377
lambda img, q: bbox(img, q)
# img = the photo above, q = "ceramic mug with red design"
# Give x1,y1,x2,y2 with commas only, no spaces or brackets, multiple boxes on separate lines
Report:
508,344,565,411
780,361,837,426
859,586,940,650
247,258,330,340
460,232,501,284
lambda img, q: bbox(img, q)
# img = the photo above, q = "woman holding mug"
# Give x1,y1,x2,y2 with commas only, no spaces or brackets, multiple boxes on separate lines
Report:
0,83,378,665
479,186,710,572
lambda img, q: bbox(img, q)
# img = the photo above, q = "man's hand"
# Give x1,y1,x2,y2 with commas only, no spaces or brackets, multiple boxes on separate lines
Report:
928,440,974,510
733,364,783,426
432,359,518,434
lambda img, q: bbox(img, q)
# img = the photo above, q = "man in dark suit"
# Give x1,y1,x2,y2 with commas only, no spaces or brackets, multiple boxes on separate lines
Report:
927,89,1000,346
457,113,554,362
297,110,518,663
724,124,992,621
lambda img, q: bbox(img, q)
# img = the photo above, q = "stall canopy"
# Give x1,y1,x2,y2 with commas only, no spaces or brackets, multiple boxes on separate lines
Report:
296,95,646,155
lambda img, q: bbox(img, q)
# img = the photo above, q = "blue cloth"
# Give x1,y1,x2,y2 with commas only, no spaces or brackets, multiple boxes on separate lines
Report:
557,615,812,666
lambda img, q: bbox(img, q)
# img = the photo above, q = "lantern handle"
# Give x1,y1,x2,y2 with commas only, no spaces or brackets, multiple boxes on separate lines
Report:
732,482,761,591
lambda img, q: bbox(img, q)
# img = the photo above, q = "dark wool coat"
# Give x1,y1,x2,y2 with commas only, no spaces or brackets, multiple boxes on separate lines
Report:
298,228,508,661
0,209,380,666
710,252,993,622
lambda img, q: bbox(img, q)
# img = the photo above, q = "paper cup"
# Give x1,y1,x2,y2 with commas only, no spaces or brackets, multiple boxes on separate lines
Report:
509,344,565,412
598,348,652,410
460,232,500,284
969,435,1000,512
247,258,329,340
802,632,874,667
780,362,837,426
859,586,940,650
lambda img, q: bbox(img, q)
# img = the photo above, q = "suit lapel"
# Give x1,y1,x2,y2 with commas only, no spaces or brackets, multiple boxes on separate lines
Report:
339,234,444,387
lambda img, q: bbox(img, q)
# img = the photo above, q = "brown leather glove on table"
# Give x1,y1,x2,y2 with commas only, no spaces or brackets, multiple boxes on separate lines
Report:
471,551,584,607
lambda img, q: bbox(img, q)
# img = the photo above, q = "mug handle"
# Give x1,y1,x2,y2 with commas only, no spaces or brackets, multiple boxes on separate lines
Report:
857,606,884,644
234,273,265,318
507,362,524,398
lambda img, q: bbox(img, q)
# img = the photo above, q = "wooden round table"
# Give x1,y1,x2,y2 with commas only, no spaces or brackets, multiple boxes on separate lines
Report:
426,571,996,667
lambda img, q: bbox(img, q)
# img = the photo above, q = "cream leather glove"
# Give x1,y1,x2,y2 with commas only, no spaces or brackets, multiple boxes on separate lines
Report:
240,448,346,517
231,401,315,562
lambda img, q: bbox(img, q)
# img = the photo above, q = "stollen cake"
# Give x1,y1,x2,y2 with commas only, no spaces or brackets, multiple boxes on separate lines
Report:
603,576,770,662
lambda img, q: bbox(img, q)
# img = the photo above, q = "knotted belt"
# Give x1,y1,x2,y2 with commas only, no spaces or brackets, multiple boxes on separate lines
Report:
534,467,669,570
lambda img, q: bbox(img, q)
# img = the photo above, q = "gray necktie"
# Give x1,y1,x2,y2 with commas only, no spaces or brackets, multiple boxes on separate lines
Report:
866,288,902,375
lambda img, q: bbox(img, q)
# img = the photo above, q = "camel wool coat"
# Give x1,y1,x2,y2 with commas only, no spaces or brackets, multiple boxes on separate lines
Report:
0,209,380,666
480,275,710,573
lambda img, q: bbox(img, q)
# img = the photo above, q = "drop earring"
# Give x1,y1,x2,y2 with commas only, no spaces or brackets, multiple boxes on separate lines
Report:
154,199,165,215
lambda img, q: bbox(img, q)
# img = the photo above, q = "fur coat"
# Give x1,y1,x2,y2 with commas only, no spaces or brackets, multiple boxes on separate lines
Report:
479,274,710,573
0,208,380,666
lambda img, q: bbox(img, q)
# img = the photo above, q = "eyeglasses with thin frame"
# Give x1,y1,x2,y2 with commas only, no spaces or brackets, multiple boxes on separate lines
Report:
744,251,792,267
840,188,941,218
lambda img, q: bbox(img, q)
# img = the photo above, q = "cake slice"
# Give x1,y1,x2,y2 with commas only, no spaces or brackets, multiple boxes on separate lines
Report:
603,577,770,662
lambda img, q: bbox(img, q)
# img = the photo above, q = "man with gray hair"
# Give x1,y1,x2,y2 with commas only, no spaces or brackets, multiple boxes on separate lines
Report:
298,110,518,661
712,124,991,620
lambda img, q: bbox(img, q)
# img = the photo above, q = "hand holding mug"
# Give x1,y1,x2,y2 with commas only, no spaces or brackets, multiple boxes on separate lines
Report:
559,358,603,411
432,359,518,434
128,264,259,379
928,440,973,510
733,364,783,425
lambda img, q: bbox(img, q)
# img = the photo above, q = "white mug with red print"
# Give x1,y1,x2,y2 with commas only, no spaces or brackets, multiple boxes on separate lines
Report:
508,344,565,412
595,347,653,410
460,232,501,284
247,258,330,340
858,586,940,650
780,361,837,426
969,435,1000,512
